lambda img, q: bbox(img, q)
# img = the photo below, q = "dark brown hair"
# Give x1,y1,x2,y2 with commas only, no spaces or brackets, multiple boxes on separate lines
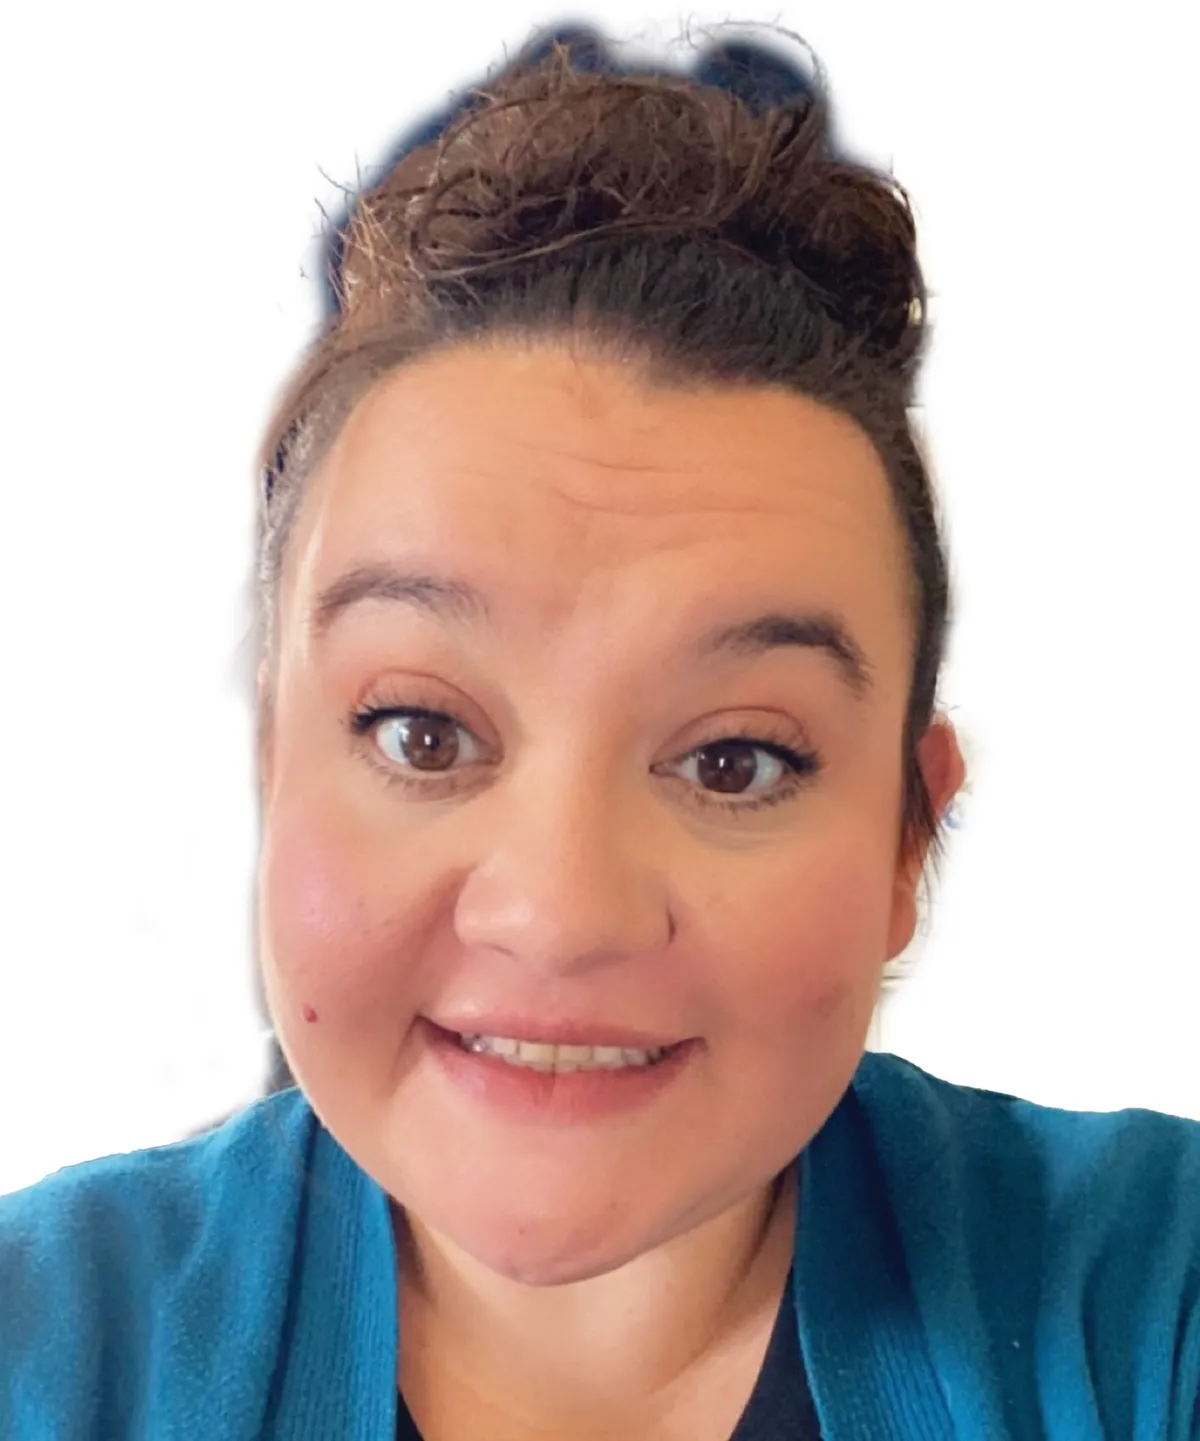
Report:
254,23,955,935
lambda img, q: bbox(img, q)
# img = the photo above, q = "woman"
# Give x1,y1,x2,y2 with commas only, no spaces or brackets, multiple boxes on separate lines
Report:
2,23,1197,1441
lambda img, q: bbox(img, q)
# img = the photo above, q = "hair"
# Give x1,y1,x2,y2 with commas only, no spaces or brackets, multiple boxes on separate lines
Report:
252,21,956,1053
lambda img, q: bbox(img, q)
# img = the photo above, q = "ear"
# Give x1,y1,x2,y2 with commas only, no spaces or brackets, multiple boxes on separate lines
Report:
256,661,275,800
885,715,967,961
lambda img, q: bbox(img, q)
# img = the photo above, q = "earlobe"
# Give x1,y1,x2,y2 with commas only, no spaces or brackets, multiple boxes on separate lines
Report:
256,663,275,798
885,716,967,962
258,725,274,800
920,713,968,826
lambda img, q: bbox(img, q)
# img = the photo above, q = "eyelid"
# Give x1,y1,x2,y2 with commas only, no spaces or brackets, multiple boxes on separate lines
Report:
670,713,816,765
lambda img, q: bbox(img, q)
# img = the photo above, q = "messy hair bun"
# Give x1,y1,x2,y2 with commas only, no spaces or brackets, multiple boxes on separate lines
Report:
256,23,951,929
337,36,924,372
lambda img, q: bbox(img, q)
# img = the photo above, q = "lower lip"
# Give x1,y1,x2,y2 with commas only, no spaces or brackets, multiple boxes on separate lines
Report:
420,1019,699,1126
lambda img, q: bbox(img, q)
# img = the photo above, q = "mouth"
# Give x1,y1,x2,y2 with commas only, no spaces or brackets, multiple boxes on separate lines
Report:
452,1032,679,1073
423,1016,694,1070
421,1019,698,1123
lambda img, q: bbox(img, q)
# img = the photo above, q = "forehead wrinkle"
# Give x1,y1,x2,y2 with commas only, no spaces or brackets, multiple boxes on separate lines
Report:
341,350,896,532
468,448,856,528
534,479,893,553
486,421,894,533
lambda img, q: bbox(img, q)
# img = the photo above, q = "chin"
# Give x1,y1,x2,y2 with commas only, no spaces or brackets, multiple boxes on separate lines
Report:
440,1194,665,1288
470,1233,641,1288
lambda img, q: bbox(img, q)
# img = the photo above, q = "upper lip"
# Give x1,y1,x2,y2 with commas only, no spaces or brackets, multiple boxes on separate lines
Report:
425,1015,688,1050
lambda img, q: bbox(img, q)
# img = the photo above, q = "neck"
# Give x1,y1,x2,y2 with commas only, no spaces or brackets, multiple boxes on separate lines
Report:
394,1169,798,1434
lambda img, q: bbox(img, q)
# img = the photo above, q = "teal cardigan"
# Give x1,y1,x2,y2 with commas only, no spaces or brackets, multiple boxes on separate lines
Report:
3,1051,1198,1439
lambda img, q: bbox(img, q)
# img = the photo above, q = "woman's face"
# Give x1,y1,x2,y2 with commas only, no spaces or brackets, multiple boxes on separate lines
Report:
258,341,961,1284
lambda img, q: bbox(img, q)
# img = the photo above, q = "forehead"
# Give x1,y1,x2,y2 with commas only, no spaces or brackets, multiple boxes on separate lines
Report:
281,343,912,672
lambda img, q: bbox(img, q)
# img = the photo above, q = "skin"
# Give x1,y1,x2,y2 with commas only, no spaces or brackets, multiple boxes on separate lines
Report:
256,340,965,1437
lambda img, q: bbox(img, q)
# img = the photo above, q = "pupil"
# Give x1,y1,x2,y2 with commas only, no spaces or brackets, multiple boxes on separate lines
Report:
404,717,459,771
696,742,757,794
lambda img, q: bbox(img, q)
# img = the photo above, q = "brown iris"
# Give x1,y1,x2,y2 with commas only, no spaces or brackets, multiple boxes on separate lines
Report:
398,715,460,771
693,741,760,794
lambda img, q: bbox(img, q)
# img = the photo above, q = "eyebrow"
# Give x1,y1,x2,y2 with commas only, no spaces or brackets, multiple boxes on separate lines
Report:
310,562,874,702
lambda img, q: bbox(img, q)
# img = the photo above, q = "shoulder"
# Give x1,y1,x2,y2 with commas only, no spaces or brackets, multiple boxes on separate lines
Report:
846,1052,1200,1432
0,1088,317,1438
0,1086,315,1267
852,1049,1200,1216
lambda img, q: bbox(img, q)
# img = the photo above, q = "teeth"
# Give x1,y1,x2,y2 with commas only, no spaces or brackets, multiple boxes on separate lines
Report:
459,1035,670,1071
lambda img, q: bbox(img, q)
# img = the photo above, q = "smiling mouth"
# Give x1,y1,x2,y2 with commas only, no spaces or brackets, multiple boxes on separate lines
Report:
453,1034,677,1072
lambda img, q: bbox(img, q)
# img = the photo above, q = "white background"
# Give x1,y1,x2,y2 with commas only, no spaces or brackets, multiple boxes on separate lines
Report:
2,1,1197,1198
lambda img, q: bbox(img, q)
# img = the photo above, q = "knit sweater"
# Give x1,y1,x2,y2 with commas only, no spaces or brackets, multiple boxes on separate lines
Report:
2,1051,1198,1439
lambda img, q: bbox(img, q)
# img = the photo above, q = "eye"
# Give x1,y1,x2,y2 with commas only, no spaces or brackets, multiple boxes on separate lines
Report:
355,708,486,775
673,737,816,801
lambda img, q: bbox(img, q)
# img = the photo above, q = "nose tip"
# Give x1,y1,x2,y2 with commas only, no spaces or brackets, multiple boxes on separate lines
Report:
452,837,674,976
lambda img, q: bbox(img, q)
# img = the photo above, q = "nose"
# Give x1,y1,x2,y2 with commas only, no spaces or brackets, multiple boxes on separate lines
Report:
451,776,675,977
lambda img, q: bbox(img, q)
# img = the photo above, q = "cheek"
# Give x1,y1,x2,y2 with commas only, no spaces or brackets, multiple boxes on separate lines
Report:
257,809,433,1048
703,837,894,1037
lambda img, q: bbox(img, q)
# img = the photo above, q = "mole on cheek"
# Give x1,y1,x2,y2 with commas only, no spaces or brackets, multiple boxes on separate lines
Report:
302,1005,319,1023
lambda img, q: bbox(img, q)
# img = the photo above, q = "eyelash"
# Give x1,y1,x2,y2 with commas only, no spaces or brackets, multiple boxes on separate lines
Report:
347,698,823,816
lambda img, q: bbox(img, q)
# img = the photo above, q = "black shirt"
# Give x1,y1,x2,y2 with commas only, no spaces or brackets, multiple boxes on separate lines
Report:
395,1270,823,1439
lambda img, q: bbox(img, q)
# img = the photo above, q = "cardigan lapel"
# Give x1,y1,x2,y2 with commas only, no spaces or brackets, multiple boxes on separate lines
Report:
795,1056,1015,1440
265,1119,399,1439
